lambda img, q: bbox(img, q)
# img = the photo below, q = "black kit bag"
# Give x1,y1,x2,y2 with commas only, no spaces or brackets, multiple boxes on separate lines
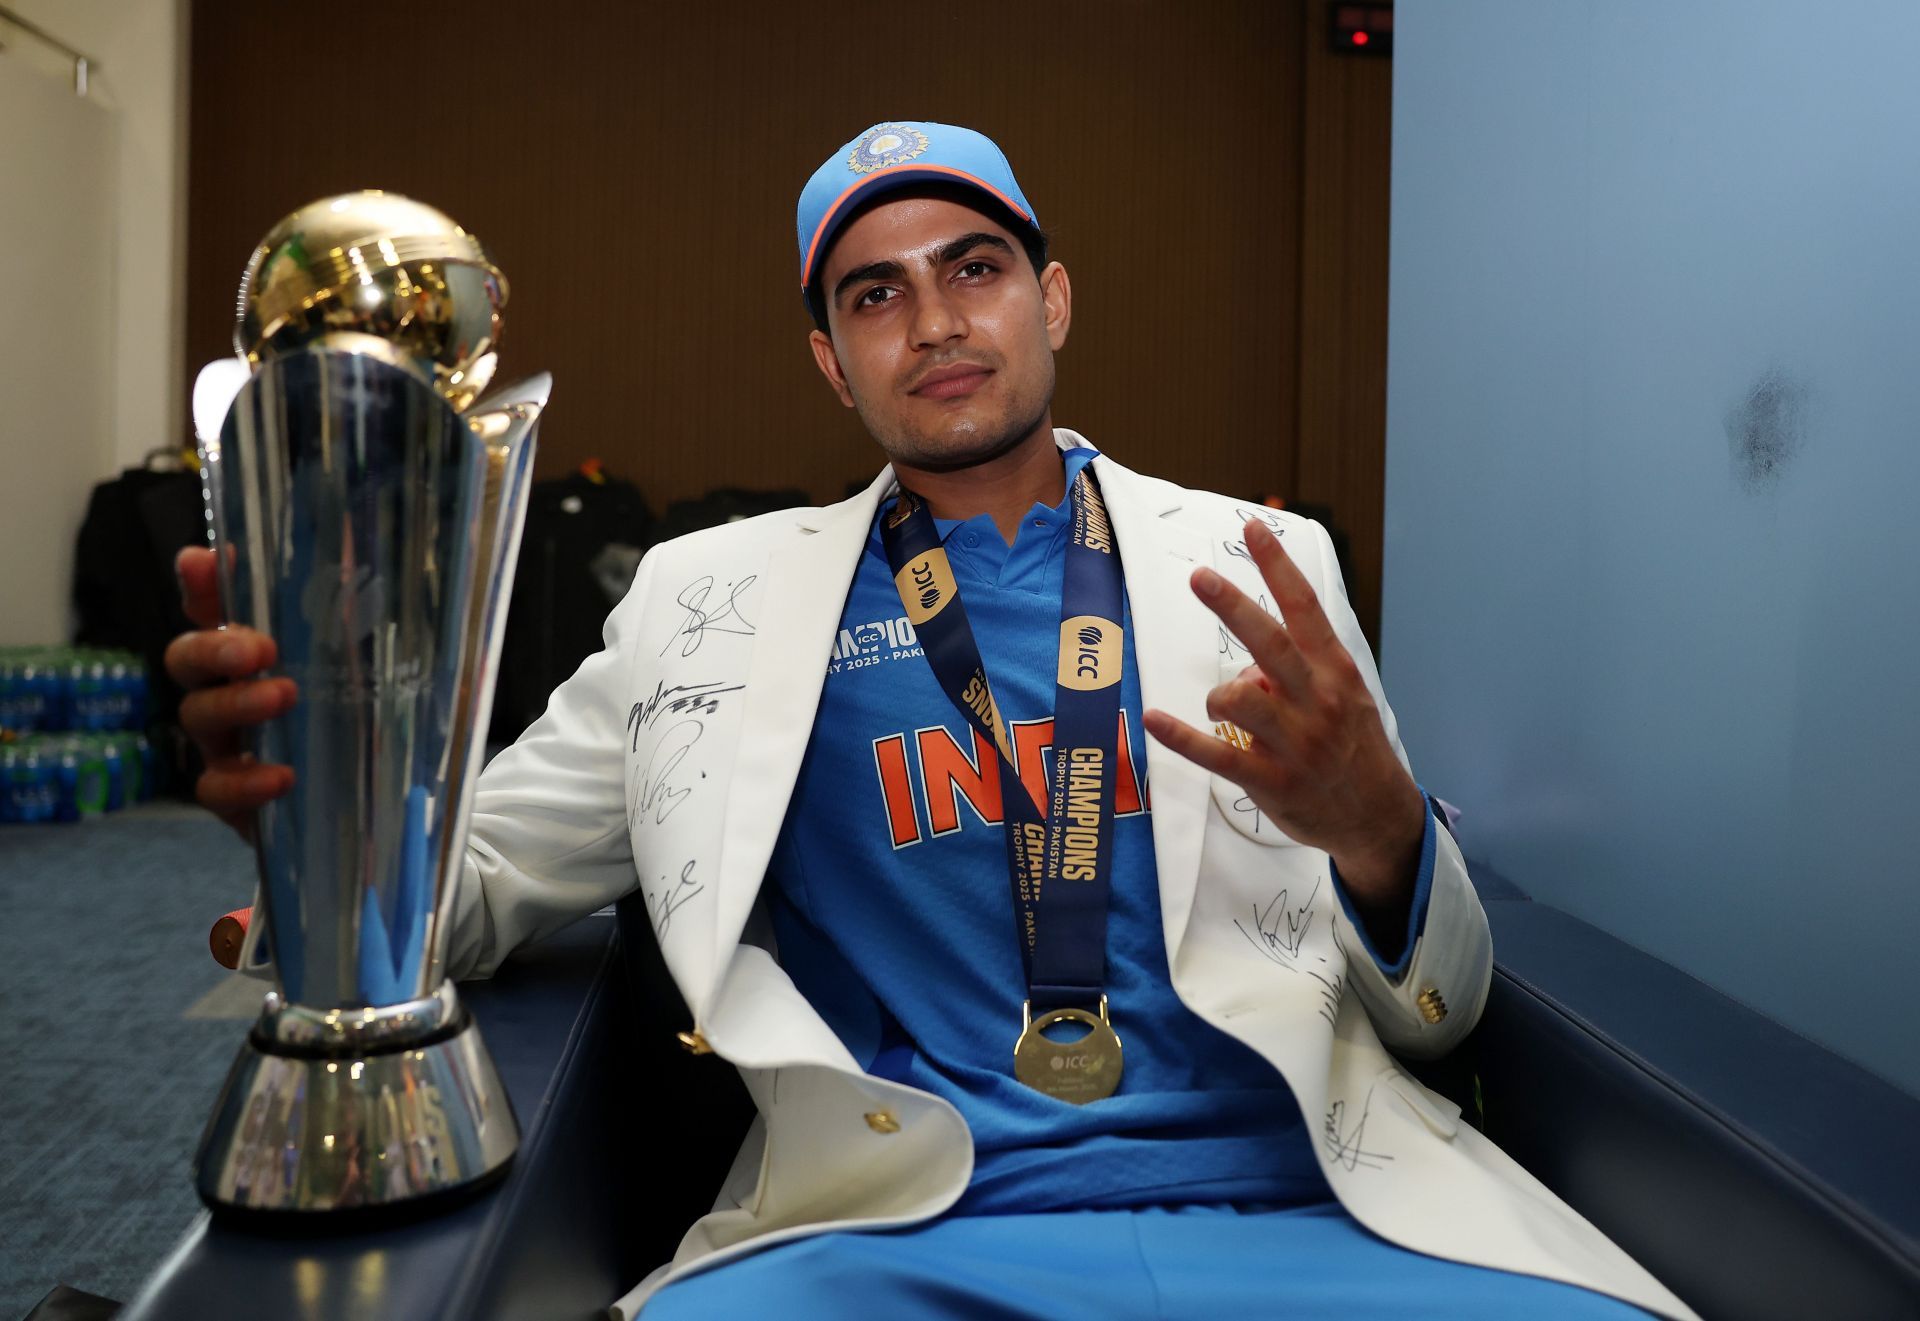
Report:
71,461,205,792
490,466,655,745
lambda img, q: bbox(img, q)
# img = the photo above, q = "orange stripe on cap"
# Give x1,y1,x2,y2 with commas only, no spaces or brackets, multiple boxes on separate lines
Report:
800,163,1035,292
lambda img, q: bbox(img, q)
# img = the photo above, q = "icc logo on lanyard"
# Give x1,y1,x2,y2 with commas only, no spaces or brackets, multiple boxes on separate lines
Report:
1057,615,1121,691
893,552,959,626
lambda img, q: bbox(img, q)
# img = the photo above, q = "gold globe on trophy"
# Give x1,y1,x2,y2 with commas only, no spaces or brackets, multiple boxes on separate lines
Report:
235,190,508,413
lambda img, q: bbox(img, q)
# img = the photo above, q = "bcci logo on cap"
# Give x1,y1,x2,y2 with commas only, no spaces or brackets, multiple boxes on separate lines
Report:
848,124,930,175
1057,615,1121,691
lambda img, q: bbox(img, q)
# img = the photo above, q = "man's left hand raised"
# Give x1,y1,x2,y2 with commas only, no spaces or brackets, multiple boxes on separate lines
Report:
1143,519,1427,937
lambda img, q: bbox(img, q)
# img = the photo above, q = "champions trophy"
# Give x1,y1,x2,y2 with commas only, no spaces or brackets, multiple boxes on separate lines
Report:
190,192,547,1214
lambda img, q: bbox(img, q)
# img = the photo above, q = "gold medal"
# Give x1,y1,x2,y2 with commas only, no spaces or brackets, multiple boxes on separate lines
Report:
1013,996,1123,1104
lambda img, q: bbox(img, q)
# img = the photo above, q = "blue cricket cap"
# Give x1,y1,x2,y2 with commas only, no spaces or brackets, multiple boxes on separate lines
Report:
796,120,1041,299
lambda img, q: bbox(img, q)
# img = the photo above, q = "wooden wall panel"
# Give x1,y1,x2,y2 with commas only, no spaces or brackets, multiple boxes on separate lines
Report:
186,0,1387,636
1296,0,1395,643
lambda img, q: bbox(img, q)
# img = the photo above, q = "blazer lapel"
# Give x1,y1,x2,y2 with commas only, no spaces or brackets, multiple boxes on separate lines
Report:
1093,455,1219,964
699,468,893,1008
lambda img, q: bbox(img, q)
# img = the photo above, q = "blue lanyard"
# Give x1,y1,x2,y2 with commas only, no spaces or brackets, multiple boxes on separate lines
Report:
880,467,1125,1011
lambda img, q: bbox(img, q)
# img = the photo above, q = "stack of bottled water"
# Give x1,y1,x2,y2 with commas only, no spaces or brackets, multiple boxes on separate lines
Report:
0,647,159,824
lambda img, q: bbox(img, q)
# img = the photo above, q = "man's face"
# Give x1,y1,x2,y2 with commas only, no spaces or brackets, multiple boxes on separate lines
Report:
809,194,1071,472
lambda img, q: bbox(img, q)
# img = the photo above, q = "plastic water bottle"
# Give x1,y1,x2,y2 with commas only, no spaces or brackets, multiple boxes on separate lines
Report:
100,735,127,812
2,651,55,732
44,650,74,730
12,653,39,730
0,654,18,732
81,655,111,731
127,656,150,730
133,732,157,801
78,738,108,817
6,739,56,823
51,739,79,822
115,733,143,804
54,737,108,821
68,653,89,730
35,741,59,821
59,654,83,730
5,741,35,821
104,656,126,730
0,743,19,822
39,652,62,730
29,652,60,731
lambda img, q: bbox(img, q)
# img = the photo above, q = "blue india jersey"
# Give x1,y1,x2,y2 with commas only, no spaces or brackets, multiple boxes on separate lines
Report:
767,447,1336,1214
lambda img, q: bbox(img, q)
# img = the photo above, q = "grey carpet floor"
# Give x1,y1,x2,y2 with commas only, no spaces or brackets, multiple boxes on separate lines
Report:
0,805,259,1318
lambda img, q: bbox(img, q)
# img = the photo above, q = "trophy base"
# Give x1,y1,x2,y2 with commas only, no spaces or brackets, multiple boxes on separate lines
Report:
194,996,519,1218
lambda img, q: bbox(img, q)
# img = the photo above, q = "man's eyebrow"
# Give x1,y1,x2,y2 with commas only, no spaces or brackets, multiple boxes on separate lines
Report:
832,259,906,309
936,232,1016,266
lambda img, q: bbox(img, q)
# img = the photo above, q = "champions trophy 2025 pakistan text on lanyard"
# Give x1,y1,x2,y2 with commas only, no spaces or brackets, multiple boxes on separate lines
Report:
881,466,1126,1104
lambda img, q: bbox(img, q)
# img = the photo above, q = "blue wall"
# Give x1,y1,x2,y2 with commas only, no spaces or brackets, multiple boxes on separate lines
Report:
1383,0,1920,1096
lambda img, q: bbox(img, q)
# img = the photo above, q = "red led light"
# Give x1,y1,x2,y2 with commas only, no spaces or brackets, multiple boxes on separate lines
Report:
1352,30,1369,46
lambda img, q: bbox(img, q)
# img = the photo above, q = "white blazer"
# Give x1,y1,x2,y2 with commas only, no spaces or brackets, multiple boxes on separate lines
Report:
445,432,1697,1320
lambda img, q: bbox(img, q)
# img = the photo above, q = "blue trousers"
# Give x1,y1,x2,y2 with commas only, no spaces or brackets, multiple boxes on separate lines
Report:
643,1202,1652,1319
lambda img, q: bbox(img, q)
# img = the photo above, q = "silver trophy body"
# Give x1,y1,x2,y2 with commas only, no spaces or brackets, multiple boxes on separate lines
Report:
191,193,544,1215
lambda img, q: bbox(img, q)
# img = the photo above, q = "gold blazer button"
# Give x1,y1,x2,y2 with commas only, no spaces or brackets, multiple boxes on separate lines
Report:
676,1029,714,1055
1417,988,1448,1024
864,1110,901,1134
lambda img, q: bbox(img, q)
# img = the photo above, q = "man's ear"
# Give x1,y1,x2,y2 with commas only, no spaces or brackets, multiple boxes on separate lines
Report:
809,329,857,409
1040,261,1072,352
